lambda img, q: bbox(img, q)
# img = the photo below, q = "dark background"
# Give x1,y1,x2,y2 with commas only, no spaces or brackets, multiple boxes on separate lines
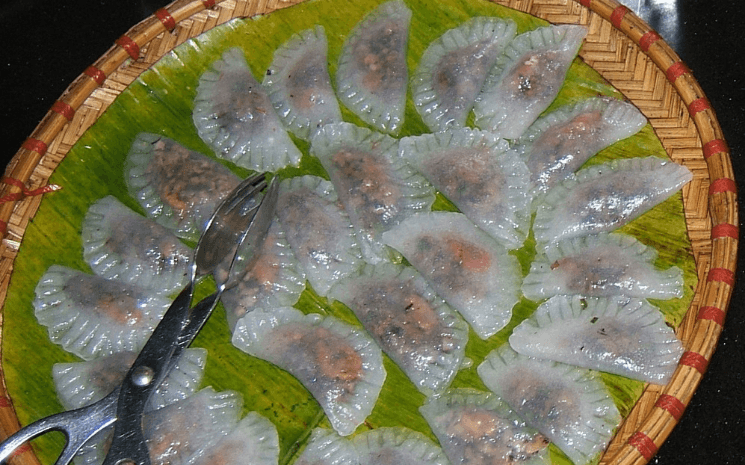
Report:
1,1,743,464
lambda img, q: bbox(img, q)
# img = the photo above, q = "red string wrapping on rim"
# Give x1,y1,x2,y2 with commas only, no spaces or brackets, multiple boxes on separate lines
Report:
709,178,737,195
698,306,726,326
611,5,630,28
21,138,47,156
666,62,689,82
578,0,591,7
628,432,658,461
84,66,107,85
688,97,711,117
703,139,729,159
0,177,62,206
0,396,11,408
51,100,75,121
639,31,661,52
707,267,735,286
10,444,32,458
203,0,217,7
156,8,177,31
711,223,739,239
655,394,686,421
679,351,709,374
116,35,140,61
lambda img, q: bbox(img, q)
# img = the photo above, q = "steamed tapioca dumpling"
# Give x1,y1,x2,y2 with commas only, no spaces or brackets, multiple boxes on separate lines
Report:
190,412,280,465
193,47,303,171
411,16,517,132
336,0,411,135
532,156,693,245
515,97,648,194
353,427,450,465
124,132,242,242
264,26,342,140
509,295,685,384
474,24,588,140
294,428,361,465
399,128,532,250
311,122,435,263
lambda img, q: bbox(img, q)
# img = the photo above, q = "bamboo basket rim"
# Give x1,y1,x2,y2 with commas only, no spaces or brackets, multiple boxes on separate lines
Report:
0,0,737,464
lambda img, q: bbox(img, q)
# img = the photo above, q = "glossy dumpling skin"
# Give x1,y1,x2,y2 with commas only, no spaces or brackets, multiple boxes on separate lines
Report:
336,0,411,135
521,232,684,301
473,24,588,140
193,47,303,171
353,427,450,465
328,263,469,396
232,307,386,436
276,175,363,297
515,97,647,193
419,389,550,465
509,295,685,384
220,219,306,331
264,26,342,140
294,428,360,465
411,17,517,132
191,412,279,465
382,212,521,339
533,156,693,245
311,122,435,263
82,196,192,296
34,265,170,360
53,348,206,412
399,128,531,250
478,346,621,465
125,132,242,242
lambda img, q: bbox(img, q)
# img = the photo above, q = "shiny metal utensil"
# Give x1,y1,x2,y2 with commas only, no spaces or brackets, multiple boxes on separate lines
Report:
0,173,278,465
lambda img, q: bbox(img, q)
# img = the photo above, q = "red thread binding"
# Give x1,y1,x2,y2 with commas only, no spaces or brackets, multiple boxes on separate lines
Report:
0,396,11,408
707,267,735,286
639,31,661,52
666,62,689,82
698,306,726,326
579,0,591,7
10,443,32,458
0,177,63,206
156,8,177,31
703,139,729,159
688,98,711,116
611,5,630,28
203,0,217,7
629,432,657,461
709,178,737,195
84,66,107,85
0,220,6,234
711,223,739,240
679,351,708,374
116,35,140,61
51,100,75,121
21,138,47,156
655,395,686,420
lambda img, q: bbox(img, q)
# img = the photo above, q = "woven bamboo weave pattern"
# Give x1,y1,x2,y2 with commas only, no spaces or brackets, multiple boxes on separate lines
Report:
0,1,736,465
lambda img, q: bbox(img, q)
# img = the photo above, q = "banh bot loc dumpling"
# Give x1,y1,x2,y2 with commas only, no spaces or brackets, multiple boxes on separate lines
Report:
231,307,386,436
509,295,685,384
220,219,306,331
328,262,469,396
264,26,342,140
411,16,517,132
53,348,206,412
81,196,192,296
419,388,550,465
193,47,303,171
473,24,588,140
33,265,171,361
124,132,242,242
276,175,364,297
336,0,411,135
382,211,521,339
478,346,621,465
190,412,280,465
515,97,648,194
294,428,361,465
310,122,435,263
398,127,532,250
533,156,693,245
353,427,450,465
521,232,685,301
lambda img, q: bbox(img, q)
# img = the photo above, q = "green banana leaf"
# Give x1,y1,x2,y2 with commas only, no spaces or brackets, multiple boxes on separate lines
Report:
1,0,696,464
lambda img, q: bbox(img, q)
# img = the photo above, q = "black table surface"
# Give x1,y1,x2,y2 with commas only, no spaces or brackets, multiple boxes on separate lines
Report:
1,1,743,464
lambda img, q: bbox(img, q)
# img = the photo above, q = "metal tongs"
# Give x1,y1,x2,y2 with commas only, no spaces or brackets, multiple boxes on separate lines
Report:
0,173,279,465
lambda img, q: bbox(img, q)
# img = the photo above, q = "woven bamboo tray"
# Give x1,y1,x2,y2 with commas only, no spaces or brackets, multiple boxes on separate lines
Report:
0,0,737,464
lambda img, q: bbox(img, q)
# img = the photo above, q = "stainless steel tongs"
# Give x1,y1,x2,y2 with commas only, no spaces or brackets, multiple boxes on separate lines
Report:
0,172,279,465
